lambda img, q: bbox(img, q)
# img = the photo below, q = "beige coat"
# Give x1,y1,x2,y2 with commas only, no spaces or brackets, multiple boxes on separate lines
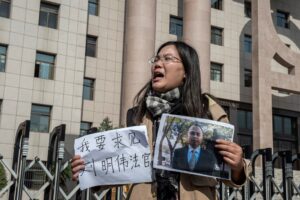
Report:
127,96,250,200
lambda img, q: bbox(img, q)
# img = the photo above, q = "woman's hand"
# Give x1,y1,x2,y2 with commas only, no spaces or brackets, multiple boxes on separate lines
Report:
71,155,85,181
215,139,245,184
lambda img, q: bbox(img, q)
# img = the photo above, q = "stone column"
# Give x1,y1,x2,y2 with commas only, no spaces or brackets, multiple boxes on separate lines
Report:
183,0,211,93
120,0,156,125
252,0,273,151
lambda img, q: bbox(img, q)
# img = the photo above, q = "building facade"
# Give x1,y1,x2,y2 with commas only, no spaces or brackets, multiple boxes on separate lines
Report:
0,0,299,197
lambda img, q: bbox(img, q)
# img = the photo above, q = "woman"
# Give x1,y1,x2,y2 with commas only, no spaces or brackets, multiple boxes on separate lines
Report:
72,41,248,200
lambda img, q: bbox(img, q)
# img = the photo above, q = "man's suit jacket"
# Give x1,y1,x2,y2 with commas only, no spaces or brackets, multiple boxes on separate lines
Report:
172,146,217,176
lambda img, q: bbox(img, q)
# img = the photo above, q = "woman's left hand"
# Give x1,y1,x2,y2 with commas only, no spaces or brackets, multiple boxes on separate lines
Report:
215,139,245,183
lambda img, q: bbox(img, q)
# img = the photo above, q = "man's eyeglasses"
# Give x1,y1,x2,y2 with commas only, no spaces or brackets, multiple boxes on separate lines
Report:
148,55,182,65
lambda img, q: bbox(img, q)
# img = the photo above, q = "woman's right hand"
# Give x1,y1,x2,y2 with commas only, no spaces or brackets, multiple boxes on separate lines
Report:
71,155,85,181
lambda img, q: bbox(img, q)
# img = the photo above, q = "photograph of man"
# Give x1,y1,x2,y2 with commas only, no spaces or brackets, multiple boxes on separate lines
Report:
172,124,218,175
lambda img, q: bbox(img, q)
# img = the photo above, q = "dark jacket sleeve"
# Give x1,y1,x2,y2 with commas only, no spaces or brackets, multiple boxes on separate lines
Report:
172,149,180,169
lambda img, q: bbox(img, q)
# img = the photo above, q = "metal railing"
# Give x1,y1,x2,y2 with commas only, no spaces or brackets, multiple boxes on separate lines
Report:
218,147,300,200
9,120,30,200
1,120,300,200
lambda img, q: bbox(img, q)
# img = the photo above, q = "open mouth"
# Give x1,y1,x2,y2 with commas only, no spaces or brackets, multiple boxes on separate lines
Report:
153,71,164,82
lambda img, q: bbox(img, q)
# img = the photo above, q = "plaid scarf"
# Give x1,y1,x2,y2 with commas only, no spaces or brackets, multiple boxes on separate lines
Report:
146,88,181,200
146,88,181,118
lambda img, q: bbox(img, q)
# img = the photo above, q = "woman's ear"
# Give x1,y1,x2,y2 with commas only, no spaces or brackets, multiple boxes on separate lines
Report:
183,74,186,82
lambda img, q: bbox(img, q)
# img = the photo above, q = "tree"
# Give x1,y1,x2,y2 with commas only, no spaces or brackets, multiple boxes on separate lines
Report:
158,116,193,165
0,162,7,190
98,117,114,132
60,162,72,191
96,117,118,199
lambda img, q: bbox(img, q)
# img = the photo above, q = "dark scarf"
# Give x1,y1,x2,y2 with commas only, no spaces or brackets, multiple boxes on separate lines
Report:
146,88,181,200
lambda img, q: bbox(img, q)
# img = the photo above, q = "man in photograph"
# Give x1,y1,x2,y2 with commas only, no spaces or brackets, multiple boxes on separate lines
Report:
172,124,219,175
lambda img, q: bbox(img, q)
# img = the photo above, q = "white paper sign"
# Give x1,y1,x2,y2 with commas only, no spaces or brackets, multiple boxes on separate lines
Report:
74,125,152,190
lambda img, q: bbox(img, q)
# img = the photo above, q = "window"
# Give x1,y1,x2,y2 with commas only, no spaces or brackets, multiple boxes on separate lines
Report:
273,114,298,163
86,35,97,57
244,1,251,18
88,0,98,16
244,69,252,87
24,160,46,190
273,115,296,135
30,104,51,133
277,10,289,29
169,16,183,38
244,34,252,53
237,109,252,130
211,26,223,46
273,139,297,160
0,0,10,18
0,45,7,72
35,52,55,79
211,0,222,10
39,2,59,29
210,62,223,82
235,105,253,150
80,121,92,136
83,78,95,100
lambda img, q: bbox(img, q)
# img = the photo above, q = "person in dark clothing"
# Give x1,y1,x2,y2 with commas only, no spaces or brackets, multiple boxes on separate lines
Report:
172,124,218,175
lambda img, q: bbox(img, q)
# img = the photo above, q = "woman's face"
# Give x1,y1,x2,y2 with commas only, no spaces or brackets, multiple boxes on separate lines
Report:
151,45,186,93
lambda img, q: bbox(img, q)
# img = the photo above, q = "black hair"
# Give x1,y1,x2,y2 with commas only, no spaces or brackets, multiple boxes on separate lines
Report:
132,41,205,123
188,124,204,136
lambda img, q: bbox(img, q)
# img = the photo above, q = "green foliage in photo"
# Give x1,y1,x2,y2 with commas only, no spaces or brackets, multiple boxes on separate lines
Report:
0,162,7,190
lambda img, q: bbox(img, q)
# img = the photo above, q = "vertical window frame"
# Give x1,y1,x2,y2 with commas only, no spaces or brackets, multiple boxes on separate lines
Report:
88,0,99,16
244,1,251,18
0,0,11,18
237,109,253,131
39,1,59,29
35,52,55,80
211,26,223,46
83,78,95,100
86,35,97,57
273,114,296,136
272,110,298,161
30,104,52,133
210,62,223,82
0,44,7,72
80,121,92,136
244,68,252,87
169,15,183,38
244,34,252,53
211,0,223,10
276,10,290,29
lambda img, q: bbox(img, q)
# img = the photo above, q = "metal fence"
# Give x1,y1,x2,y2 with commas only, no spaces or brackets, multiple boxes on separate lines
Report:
0,120,299,200
218,148,300,200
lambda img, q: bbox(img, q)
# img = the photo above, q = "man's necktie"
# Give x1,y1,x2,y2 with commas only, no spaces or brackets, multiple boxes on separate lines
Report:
189,150,196,170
